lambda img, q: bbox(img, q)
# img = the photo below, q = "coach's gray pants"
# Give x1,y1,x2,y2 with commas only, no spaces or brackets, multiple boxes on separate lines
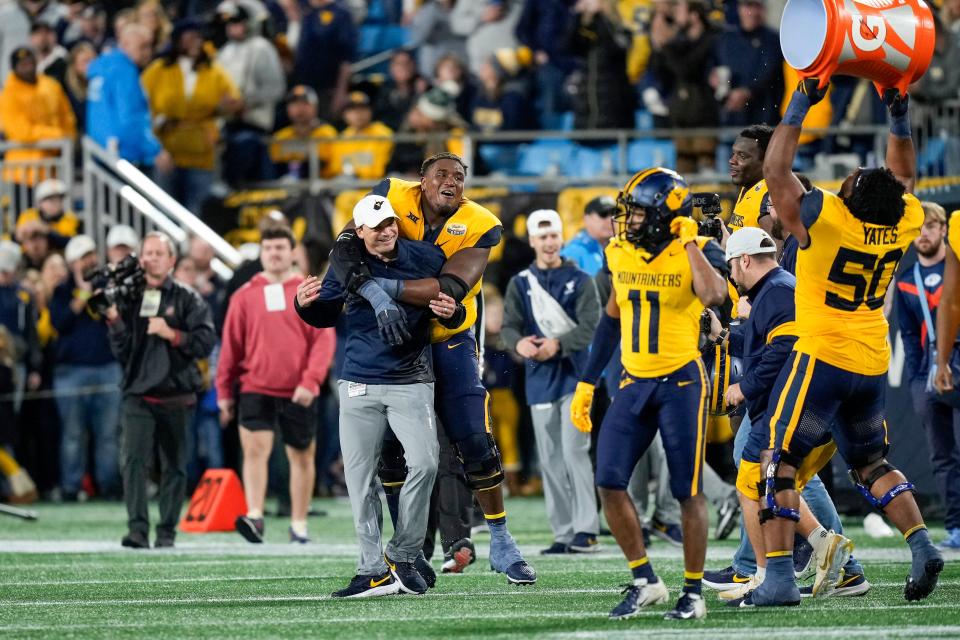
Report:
338,381,439,575
531,393,599,543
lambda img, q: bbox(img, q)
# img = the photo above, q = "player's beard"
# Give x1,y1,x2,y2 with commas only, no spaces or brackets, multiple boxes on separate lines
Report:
916,239,942,258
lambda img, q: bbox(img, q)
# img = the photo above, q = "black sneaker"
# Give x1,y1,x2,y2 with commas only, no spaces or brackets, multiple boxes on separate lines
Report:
800,572,872,598
664,592,707,620
568,532,601,553
540,541,569,554
385,554,428,594
236,515,264,543
650,519,683,547
154,535,175,548
121,531,150,549
331,572,400,598
415,552,436,589
608,578,669,620
794,537,814,579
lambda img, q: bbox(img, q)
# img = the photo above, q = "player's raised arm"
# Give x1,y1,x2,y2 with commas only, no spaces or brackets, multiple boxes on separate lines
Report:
936,244,960,392
882,89,916,195
764,79,829,248
670,217,727,307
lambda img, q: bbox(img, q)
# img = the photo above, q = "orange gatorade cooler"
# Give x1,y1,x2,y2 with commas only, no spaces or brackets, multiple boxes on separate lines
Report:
780,0,936,94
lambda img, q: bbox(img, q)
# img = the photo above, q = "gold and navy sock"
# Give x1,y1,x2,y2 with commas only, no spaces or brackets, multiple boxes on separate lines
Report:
629,557,656,582
683,571,703,595
485,511,507,527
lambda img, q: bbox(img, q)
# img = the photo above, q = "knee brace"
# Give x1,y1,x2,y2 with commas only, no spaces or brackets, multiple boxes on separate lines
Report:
454,433,504,491
377,441,408,496
759,450,800,524
849,461,915,513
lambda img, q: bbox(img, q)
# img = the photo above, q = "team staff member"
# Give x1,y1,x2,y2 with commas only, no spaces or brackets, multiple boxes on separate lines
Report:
217,226,336,545
295,196,455,597
896,203,960,550
501,209,601,554
715,228,863,604
106,232,216,549
330,153,536,585
571,168,728,621
758,80,942,606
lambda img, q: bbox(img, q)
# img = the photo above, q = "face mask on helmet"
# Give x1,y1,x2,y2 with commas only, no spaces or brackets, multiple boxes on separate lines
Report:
613,202,676,252
615,168,693,253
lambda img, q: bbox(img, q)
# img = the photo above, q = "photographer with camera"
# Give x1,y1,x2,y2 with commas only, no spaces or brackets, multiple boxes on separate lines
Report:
49,235,122,502
104,232,216,549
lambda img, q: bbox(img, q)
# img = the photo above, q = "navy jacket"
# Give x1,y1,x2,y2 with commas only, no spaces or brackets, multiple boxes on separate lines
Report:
49,275,115,367
0,284,41,374
729,267,797,424
713,23,783,126
780,235,798,276
293,2,357,93
894,260,950,383
295,238,446,385
501,261,600,404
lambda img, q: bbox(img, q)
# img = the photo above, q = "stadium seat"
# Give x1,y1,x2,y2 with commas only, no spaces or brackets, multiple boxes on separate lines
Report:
626,139,677,172
478,144,521,175
634,109,654,131
567,144,620,178
540,111,575,131
515,140,577,176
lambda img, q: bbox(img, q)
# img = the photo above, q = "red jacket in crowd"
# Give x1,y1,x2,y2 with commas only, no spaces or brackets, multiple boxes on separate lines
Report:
216,273,335,401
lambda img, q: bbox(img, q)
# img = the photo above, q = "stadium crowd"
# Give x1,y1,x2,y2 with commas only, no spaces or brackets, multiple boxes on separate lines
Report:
0,0,959,613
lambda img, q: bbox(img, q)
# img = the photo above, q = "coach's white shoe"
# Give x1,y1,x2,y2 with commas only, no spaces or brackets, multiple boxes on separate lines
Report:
608,578,669,619
718,575,760,601
813,531,854,597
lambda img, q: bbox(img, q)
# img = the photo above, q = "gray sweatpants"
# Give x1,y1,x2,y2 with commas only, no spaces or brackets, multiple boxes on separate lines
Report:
530,393,599,543
338,381,439,575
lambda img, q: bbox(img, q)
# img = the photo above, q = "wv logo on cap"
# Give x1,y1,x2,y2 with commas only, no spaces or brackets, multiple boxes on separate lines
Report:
373,199,384,210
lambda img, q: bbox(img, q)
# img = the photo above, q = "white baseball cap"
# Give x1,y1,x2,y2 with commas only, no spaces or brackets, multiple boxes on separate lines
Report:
35,179,67,203
0,240,21,273
106,224,139,250
526,209,563,237
353,195,398,229
725,227,778,263
64,234,97,264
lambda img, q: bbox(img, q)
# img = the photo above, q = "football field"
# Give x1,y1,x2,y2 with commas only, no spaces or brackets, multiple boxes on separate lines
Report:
2,497,958,639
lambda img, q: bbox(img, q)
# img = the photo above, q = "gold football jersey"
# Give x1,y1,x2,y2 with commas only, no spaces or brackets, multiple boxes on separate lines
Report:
793,188,923,375
727,179,770,233
948,210,960,253
376,178,502,343
606,236,722,377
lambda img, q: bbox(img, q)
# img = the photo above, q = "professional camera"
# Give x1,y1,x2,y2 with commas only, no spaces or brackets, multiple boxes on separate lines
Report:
84,254,146,314
692,192,724,242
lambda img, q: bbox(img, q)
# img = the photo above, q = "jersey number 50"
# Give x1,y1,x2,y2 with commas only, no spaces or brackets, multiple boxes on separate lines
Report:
825,247,903,311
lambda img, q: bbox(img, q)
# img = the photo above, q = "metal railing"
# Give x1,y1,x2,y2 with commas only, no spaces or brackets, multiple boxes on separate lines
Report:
81,136,241,280
911,99,960,178
0,138,74,236
257,123,902,193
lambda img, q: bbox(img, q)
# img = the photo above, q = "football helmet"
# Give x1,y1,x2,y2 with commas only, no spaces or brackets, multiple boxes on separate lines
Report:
615,167,692,252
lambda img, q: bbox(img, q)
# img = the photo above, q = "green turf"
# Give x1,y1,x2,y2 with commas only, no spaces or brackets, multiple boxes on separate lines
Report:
1,498,958,639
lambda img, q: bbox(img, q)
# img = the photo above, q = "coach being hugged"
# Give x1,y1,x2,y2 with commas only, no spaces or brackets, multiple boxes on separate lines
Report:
105,232,216,550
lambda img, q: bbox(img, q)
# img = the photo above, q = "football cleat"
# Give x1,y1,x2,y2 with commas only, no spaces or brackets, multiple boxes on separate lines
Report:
331,572,400,598
650,519,683,547
609,578,669,620
540,541,569,555
490,532,537,585
703,566,752,591
568,532,601,553
812,531,854,597
904,556,944,601
718,575,759,601
715,491,741,540
235,516,264,544
793,538,815,579
385,554,428,595
664,592,707,620
415,552,436,588
441,538,476,573
800,572,871,598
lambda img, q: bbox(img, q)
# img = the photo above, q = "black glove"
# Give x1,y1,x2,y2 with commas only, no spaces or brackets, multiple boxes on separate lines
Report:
882,88,909,118
376,305,412,346
328,231,373,294
437,302,467,329
797,77,829,105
